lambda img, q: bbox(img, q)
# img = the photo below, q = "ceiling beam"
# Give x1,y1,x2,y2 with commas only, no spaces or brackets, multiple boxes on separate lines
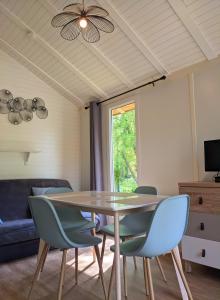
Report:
41,0,135,88
0,38,83,107
0,2,108,99
167,0,217,60
97,0,168,75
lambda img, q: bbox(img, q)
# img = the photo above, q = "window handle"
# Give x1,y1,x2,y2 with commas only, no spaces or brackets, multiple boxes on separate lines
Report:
202,249,206,257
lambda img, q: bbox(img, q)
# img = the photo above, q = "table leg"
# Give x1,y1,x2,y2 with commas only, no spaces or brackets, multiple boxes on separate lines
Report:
172,246,189,300
114,212,121,300
37,239,46,280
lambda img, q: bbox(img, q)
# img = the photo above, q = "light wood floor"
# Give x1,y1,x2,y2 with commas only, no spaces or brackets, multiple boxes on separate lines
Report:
0,238,220,300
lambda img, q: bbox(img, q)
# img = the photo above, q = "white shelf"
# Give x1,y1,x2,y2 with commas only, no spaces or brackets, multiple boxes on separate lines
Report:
0,145,41,164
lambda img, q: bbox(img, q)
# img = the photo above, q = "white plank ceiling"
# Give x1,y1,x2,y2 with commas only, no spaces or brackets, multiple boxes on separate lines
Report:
0,0,219,106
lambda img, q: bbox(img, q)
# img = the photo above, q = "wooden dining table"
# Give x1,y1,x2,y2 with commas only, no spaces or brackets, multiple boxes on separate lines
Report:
38,191,189,300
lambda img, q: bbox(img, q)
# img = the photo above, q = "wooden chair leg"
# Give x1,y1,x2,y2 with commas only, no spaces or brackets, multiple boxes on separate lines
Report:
94,245,107,300
90,229,97,262
91,213,97,262
185,260,192,273
146,258,155,300
40,246,49,273
171,250,193,300
58,249,67,300
101,233,107,265
108,254,115,300
123,256,128,298
143,257,149,296
28,243,49,299
155,256,167,283
124,237,137,270
75,248,78,285
133,256,138,270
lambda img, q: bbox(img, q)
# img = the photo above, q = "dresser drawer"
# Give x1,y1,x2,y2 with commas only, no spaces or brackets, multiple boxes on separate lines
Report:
188,192,220,214
186,212,220,241
182,236,220,269
179,184,220,214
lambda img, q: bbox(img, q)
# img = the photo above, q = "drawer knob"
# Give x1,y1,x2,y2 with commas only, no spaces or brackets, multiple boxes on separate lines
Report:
198,197,203,205
202,249,206,257
200,222,205,231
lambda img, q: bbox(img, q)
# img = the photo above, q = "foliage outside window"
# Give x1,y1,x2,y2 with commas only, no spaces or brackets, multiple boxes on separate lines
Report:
112,104,137,192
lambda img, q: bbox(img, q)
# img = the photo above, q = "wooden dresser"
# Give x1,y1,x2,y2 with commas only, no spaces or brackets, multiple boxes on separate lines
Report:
179,181,220,271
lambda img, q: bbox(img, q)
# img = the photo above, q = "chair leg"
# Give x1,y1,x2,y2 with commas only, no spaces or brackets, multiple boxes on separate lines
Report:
90,229,96,262
171,250,193,300
143,257,149,296
40,246,49,273
123,256,128,298
94,245,107,300
28,243,49,299
155,256,167,283
101,233,107,265
108,254,115,300
75,248,78,285
58,249,67,300
146,258,155,300
125,237,137,270
133,256,138,270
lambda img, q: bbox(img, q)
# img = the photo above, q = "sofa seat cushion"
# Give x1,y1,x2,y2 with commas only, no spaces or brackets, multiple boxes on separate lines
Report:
0,219,39,246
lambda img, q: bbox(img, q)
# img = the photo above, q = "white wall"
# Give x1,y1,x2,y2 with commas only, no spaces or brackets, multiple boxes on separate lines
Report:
136,76,194,194
81,58,220,195
0,49,80,190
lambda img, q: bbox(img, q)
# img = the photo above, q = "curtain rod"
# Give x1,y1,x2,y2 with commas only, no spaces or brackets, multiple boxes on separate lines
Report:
84,75,166,109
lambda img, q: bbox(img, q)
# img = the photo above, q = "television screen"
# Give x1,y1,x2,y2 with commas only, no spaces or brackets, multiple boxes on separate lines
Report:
204,139,220,171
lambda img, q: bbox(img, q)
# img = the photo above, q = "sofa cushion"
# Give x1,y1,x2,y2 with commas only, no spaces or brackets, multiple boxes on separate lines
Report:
32,186,72,196
0,219,39,246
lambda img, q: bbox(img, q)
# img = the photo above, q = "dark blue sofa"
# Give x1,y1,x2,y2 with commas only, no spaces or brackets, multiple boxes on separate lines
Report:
0,179,100,263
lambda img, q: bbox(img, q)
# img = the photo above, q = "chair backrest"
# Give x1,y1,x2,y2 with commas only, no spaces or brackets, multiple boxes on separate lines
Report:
44,187,84,220
29,196,75,249
120,186,158,229
134,186,157,195
138,195,189,257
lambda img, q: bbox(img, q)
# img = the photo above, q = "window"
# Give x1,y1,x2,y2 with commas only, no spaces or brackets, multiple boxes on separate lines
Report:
111,102,137,192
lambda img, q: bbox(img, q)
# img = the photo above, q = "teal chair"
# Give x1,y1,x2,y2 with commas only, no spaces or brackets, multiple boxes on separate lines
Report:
108,195,193,300
44,187,97,232
28,196,106,300
39,187,97,276
100,186,166,287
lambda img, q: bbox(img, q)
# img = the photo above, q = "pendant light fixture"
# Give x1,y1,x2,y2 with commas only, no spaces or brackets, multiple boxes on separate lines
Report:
51,0,114,43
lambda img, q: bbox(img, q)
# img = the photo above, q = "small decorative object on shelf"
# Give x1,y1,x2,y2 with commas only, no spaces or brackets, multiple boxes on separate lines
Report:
0,89,48,125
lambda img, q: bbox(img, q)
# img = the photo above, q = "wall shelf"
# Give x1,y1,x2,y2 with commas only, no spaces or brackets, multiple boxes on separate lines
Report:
0,144,41,165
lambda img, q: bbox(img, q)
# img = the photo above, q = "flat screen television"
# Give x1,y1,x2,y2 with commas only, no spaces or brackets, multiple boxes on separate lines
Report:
204,139,220,175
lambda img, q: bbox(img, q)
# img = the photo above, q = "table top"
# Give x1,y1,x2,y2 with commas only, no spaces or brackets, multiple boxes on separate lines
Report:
47,191,169,216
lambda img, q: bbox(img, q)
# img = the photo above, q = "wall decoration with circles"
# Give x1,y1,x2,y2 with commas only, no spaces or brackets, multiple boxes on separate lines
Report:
0,89,48,125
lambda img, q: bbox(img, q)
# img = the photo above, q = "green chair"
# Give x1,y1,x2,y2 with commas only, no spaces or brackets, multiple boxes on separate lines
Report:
39,187,97,275
108,195,193,300
28,196,106,300
44,187,97,232
100,186,166,286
